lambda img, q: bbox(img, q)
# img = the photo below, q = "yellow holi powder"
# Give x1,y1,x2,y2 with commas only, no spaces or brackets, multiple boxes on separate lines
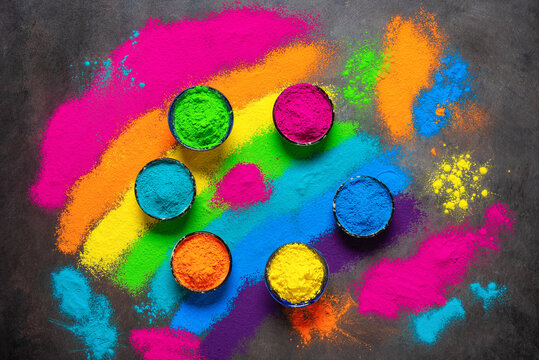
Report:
79,92,281,274
427,153,490,218
267,243,326,304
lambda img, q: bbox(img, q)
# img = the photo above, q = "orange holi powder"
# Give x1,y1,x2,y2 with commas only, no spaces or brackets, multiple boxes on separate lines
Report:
287,294,354,344
448,102,489,133
171,232,230,292
375,10,446,142
57,42,335,254
435,105,445,116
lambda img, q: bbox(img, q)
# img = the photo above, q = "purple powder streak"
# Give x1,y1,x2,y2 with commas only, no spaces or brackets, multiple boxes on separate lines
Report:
200,194,423,359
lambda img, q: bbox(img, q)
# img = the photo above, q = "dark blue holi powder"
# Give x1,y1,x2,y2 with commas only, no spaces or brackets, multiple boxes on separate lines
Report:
135,159,194,219
334,176,393,236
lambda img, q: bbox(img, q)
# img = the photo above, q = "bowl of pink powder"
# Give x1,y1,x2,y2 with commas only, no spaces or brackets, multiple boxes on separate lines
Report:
272,83,334,146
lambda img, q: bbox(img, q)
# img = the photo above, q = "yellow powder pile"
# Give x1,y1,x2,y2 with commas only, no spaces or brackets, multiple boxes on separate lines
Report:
266,243,326,304
427,153,490,217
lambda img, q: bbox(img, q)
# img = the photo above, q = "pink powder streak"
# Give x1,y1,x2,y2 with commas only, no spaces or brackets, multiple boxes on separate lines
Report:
130,328,204,360
30,6,320,210
213,163,272,210
352,203,515,319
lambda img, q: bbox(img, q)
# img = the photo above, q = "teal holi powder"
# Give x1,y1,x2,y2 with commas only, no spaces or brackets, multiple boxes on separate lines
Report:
334,176,393,236
412,50,473,137
470,282,507,311
51,267,118,359
411,298,465,344
135,159,195,220
169,86,232,150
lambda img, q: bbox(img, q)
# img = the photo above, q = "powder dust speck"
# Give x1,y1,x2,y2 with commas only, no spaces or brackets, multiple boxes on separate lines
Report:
427,153,490,219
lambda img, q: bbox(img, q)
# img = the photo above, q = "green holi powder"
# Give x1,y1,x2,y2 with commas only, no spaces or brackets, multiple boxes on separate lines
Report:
341,38,387,110
114,121,357,293
170,86,232,150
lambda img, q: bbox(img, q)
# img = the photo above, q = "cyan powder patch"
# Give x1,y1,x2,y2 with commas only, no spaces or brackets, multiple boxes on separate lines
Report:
410,298,465,344
412,50,473,137
470,282,507,311
170,153,410,334
51,267,118,359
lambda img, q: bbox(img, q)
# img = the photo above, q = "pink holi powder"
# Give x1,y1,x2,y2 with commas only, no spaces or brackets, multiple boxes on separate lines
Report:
30,6,320,210
352,203,515,319
273,83,333,144
213,163,272,210
130,328,203,360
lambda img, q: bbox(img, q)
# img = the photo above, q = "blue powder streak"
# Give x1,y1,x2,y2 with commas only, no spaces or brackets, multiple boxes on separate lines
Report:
51,267,118,359
334,176,393,236
135,159,194,219
470,282,507,311
412,50,473,137
168,149,410,334
411,298,465,344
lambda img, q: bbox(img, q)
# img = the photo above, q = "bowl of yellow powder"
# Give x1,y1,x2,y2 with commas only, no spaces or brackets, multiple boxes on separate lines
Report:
264,243,328,307
168,86,233,151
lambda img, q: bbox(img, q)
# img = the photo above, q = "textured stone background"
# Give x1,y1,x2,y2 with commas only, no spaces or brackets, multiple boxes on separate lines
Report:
1,0,538,359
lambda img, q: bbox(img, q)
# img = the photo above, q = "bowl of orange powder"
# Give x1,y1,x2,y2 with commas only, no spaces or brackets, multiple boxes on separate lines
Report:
170,231,232,293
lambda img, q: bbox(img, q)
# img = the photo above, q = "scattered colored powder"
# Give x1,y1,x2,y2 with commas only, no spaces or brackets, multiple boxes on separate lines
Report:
135,159,195,219
57,41,334,255
113,121,357,294
266,243,326,304
130,328,203,360
170,86,232,150
410,298,465,344
352,203,514,318
334,176,393,236
470,282,507,310
412,50,473,137
30,5,320,209
431,147,437,156
170,153,410,334
199,194,418,360
51,267,118,359
273,84,333,144
427,153,489,217
341,38,386,110
287,293,354,344
172,232,230,292
375,10,445,141
447,102,489,134
213,163,272,210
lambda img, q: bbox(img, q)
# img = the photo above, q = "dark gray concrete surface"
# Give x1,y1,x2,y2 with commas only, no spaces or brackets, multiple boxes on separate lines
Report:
1,0,538,359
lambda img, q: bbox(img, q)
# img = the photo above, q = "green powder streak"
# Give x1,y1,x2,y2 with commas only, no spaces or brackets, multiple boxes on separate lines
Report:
171,86,231,149
114,121,357,294
341,38,386,110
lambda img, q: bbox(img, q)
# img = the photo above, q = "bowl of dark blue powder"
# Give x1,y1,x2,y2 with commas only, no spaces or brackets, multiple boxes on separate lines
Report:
333,176,394,238
134,158,196,220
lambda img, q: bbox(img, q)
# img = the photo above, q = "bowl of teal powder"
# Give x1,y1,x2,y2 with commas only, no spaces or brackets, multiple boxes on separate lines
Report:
168,86,233,151
134,158,196,220
333,176,394,238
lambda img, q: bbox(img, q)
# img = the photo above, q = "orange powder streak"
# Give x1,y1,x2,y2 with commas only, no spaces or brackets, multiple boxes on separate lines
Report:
448,102,489,133
171,233,230,292
375,10,446,142
57,42,336,254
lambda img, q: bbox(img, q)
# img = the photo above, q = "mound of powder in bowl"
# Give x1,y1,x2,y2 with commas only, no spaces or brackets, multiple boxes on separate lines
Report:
169,86,232,150
273,83,333,144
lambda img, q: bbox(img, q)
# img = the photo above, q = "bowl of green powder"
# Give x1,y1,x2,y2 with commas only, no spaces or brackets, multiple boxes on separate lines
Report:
168,86,233,151
134,158,196,220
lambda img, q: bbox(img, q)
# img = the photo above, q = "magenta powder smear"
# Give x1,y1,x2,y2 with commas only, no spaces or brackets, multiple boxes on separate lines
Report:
273,83,333,144
213,163,272,210
130,328,202,360
351,203,515,319
30,6,321,210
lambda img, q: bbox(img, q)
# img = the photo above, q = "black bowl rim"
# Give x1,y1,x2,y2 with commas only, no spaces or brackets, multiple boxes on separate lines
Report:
170,231,233,294
134,158,196,221
168,86,234,151
264,242,329,308
332,175,395,238
272,83,335,147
